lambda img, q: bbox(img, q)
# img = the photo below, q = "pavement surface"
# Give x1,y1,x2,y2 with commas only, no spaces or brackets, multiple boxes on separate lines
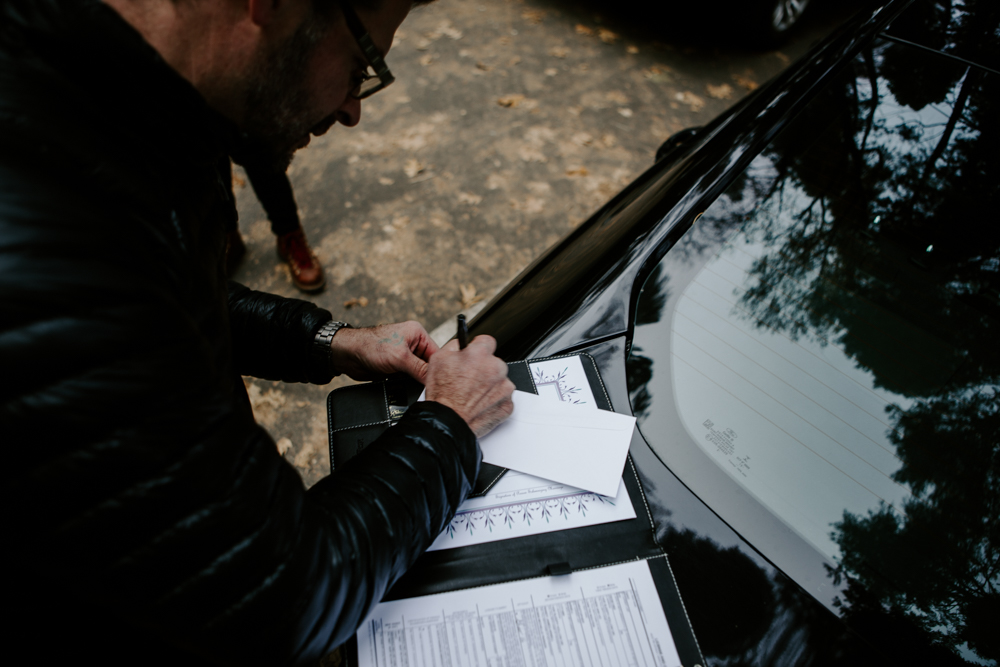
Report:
231,0,852,487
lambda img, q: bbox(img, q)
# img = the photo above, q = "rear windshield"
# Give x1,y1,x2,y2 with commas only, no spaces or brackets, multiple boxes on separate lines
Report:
629,41,998,662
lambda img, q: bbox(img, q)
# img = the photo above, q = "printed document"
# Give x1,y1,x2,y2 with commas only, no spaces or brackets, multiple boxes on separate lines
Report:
357,559,682,667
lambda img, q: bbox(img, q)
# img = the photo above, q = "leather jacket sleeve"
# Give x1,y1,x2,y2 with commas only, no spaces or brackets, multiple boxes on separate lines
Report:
227,281,334,384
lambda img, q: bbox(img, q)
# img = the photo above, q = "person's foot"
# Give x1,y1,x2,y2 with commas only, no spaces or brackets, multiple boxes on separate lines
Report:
277,228,325,292
225,230,246,276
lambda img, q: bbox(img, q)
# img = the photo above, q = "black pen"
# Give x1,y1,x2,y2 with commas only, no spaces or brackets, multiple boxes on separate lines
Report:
456,314,469,350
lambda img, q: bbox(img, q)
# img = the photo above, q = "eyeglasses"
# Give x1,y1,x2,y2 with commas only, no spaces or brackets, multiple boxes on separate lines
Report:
339,0,395,99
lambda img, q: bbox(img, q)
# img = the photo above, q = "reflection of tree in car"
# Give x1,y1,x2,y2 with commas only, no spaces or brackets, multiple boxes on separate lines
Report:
663,528,778,662
725,24,999,662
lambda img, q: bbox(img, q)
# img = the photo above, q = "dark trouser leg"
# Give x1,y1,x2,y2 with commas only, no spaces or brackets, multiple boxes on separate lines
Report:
243,162,301,237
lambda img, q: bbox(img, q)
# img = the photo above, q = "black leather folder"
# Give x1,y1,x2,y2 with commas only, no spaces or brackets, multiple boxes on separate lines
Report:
327,353,704,666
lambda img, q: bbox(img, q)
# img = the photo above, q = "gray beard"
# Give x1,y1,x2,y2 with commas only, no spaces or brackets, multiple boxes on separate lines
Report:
241,15,329,171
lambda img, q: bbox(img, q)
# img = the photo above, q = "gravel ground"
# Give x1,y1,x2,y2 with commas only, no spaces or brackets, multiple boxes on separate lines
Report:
231,0,849,487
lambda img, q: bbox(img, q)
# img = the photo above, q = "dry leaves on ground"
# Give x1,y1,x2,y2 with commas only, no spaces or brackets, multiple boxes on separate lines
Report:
566,166,589,176
626,45,639,54
575,24,593,36
457,191,483,205
497,94,526,108
232,172,246,189
572,131,593,146
344,297,369,308
548,46,570,58
598,29,618,44
733,73,759,91
522,9,545,24
276,438,293,456
644,64,673,83
419,54,433,66
618,108,633,117
403,159,424,178
459,284,485,308
378,176,394,185
675,91,706,112
775,51,790,64
476,61,491,71
706,83,734,100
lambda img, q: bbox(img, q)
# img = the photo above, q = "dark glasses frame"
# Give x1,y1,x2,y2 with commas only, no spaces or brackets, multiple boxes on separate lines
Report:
339,0,395,99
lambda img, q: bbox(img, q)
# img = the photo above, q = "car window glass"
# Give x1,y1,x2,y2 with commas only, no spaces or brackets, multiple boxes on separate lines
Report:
629,40,998,663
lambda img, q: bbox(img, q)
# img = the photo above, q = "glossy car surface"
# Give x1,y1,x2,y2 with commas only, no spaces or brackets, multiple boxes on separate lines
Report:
468,0,999,663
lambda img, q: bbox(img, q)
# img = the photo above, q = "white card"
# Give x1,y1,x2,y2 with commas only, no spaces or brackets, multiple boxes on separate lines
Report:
479,390,636,497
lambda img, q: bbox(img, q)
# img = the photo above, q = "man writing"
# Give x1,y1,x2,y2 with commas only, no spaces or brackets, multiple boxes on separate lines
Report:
0,0,514,664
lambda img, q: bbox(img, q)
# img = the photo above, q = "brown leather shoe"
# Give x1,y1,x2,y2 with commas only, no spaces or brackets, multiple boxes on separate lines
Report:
277,228,325,292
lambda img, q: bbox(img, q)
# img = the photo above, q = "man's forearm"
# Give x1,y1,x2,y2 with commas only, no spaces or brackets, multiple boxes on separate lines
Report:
227,281,334,383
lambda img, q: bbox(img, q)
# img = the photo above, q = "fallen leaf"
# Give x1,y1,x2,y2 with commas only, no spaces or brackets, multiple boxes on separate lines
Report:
522,9,545,24
626,44,639,54
517,146,546,163
475,61,492,71
497,94,526,108
572,132,593,146
775,51,790,64
457,191,483,205
376,297,387,306
732,73,759,91
706,83,733,99
231,173,246,189
566,166,589,176
378,176,394,185
391,216,410,229
508,56,521,66
599,133,617,148
276,437,293,456
435,22,463,40
347,154,360,164
605,90,628,104
415,38,431,51
643,64,673,83
344,297,369,308
544,67,558,76
403,159,424,178
419,54,433,66
575,24,593,36
617,107,633,118
598,29,618,44
675,91,705,112
548,46,570,58
459,284,484,308
510,197,545,213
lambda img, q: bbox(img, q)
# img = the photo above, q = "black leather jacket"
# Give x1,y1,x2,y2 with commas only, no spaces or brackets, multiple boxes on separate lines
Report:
0,1,479,664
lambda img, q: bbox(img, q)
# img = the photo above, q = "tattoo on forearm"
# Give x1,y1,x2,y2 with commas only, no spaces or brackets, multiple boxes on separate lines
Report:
378,332,404,346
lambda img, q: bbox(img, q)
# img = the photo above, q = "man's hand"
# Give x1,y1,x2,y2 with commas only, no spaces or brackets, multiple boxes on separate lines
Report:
424,336,514,438
330,322,439,383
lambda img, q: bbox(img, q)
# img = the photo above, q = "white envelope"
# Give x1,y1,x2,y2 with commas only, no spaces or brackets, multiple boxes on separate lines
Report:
479,390,635,497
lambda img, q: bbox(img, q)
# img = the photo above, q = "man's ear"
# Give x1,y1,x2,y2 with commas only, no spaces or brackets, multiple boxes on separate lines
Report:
248,0,294,27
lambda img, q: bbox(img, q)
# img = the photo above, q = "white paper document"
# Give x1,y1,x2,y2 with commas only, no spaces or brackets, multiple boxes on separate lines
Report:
357,559,682,667
427,470,635,551
529,356,598,406
479,390,636,497
419,355,637,550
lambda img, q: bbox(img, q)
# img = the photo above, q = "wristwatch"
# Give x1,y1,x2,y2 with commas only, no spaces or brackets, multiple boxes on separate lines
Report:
312,320,352,377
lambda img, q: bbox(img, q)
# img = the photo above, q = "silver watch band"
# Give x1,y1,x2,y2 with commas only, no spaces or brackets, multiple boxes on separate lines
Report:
312,320,351,377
